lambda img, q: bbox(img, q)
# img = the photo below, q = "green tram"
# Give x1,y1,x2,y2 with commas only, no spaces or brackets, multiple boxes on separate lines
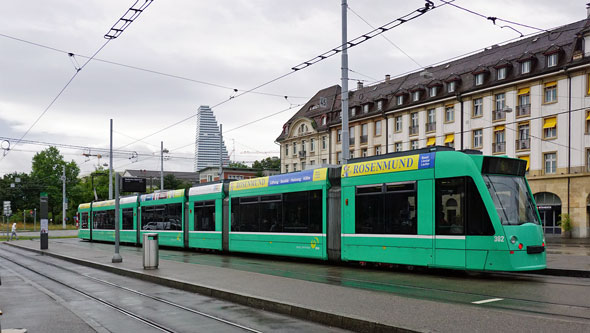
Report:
78,147,546,272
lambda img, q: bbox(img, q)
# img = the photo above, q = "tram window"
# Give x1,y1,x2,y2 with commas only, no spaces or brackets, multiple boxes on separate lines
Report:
283,190,322,233
436,178,465,235
355,182,417,234
260,196,282,232
141,204,182,230
195,200,216,231
81,212,88,229
93,210,115,229
466,179,494,235
240,199,260,232
122,208,134,230
231,199,241,231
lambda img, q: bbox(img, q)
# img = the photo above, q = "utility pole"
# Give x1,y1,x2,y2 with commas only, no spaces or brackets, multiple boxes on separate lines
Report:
109,119,113,199
112,173,122,263
62,165,66,229
34,208,36,232
160,141,164,190
219,124,223,182
341,0,350,165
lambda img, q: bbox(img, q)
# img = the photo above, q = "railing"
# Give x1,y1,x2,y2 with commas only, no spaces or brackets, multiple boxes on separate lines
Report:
492,142,506,153
492,109,506,121
516,104,531,117
426,122,436,132
349,137,355,145
409,126,419,135
360,135,368,144
298,151,306,158
516,138,530,150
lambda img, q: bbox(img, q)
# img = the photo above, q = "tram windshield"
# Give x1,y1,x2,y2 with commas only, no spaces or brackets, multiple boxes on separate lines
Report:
483,175,539,226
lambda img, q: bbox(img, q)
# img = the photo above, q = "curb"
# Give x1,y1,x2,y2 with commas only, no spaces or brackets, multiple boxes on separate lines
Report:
5,242,417,333
533,268,590,278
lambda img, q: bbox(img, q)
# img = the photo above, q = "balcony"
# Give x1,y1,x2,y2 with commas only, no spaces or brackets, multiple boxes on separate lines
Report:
409,126,419,135
349,137,355,145
492,110,506,121
516,104,531,117
298,151,306,158
426,122,436,132
360,135,368,144
492,142,506,153
516,138,530,150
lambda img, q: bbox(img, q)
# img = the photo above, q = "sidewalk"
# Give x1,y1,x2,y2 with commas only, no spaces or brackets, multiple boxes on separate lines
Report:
543,236,590,277
3,238,589,332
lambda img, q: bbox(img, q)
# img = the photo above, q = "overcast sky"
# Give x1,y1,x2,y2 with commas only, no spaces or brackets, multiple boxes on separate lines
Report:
0,0,585,177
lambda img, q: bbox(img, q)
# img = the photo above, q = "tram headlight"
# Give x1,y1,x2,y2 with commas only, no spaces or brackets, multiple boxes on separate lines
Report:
510,236,517,244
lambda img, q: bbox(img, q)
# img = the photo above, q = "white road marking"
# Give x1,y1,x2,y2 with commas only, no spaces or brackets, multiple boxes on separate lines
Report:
472,298,504,304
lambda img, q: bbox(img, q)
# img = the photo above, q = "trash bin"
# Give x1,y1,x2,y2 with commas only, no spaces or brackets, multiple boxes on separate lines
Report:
143,233,159,269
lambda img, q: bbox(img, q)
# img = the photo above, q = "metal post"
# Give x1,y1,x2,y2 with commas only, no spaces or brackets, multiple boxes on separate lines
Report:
34,208,36,232
219,124,223,181
160,141,164,190
341,0,350,164
112,173,122,263
40,192,48,250
23,210,25,232
62,165,66,229
109,119,113,200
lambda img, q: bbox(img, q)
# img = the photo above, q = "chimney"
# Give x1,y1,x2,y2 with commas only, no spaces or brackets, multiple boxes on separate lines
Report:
587,3,590,17
357,81,363,90
385,74,391,82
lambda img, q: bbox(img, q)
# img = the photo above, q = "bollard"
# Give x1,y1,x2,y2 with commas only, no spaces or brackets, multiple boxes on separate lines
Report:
143,233,159,269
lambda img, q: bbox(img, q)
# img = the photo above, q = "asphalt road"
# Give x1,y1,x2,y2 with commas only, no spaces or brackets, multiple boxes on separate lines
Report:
66,239,590,325
0,245,348,333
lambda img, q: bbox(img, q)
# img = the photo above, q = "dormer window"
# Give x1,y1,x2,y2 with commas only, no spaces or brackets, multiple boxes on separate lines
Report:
321,116,326,125
547,53,558,67
319,97,327,107
497,67,507,80
521,60,531,74
377,100,383,111
429,86,437,97
475,73,484,86
363,104,370,114
397,95,404,105
412,91,420,102
448,81,456,93
351,107,356,117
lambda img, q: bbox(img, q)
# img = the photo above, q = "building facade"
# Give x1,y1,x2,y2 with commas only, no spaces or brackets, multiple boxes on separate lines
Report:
277,16,590,238
194,105,230,172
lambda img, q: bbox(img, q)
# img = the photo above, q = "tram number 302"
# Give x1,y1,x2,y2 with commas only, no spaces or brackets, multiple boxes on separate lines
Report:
494,236,505,243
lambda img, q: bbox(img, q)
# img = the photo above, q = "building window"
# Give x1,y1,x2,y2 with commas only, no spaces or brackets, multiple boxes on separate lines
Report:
517,123,530,150
301,161,306,170
350,150,355,158
411,140,419,150
397,95,404,105
426,137,436,147
285,165,289,173
497,67,507,80
310,138,315,152
395,142,403,152
310,160,315,165
375,120,382,136
519,156,530,174
543,117,557,139
319,97,327,107
361,124,368,144
493,127,506,153
293,163,297,172
285,144,289,155
322,158,327,164
349,126,355,145
337,129,342,143
351,107,356,117
337,152,342,165
293,142,297,155
448,81,456,93
413,91,420,102
363,104,370,114
429,86,437,97
445,105,454,123
547,53,558,67
544,81,557,103
444,133,454,148
207,175,213,182
375,145,381,155
544,153,556,174
321,116,326,125
586,110,590,134
495,93,506,111
475,73,484,86
301,140,306,152
586,149,590,172
361,148,368,157
473,98,483,117
322,136,327,149
473,129,483,148
521,60,531,74
426,108,436,132
410,112,419,135
395,116,403,132
517,88,531,117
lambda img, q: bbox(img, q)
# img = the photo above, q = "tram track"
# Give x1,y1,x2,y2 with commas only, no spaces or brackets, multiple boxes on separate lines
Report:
0,246,263,333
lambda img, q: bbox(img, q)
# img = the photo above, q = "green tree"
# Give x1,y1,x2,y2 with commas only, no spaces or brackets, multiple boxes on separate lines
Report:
163,174,192,190
252,157,280,176
228,161,248,169
30,147,80,224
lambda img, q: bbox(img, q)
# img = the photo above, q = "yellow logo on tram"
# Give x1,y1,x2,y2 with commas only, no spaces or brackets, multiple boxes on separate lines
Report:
310,236,319,249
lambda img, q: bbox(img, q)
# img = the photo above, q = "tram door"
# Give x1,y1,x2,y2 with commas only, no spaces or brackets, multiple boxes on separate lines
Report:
433,178,466,269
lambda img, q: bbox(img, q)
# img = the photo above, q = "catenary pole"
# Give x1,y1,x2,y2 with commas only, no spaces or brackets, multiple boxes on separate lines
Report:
112,173,122,263
161,141,164,190
341,0,350,164
109,119,113,199
62,165,66,229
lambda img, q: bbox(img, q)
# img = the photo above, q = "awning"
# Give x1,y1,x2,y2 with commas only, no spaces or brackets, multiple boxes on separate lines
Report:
517,88,530,95
543,117,557,129
519,156,530,171
494,125,505,131
586,112,590,121
444,134,454,143
426,137,436,146
544,81,557,88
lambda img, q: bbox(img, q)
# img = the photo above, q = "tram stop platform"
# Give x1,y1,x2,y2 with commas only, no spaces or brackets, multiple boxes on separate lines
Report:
3,238,590,332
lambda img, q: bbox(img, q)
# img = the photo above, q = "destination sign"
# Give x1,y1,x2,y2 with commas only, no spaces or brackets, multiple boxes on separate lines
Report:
341,152,435,178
